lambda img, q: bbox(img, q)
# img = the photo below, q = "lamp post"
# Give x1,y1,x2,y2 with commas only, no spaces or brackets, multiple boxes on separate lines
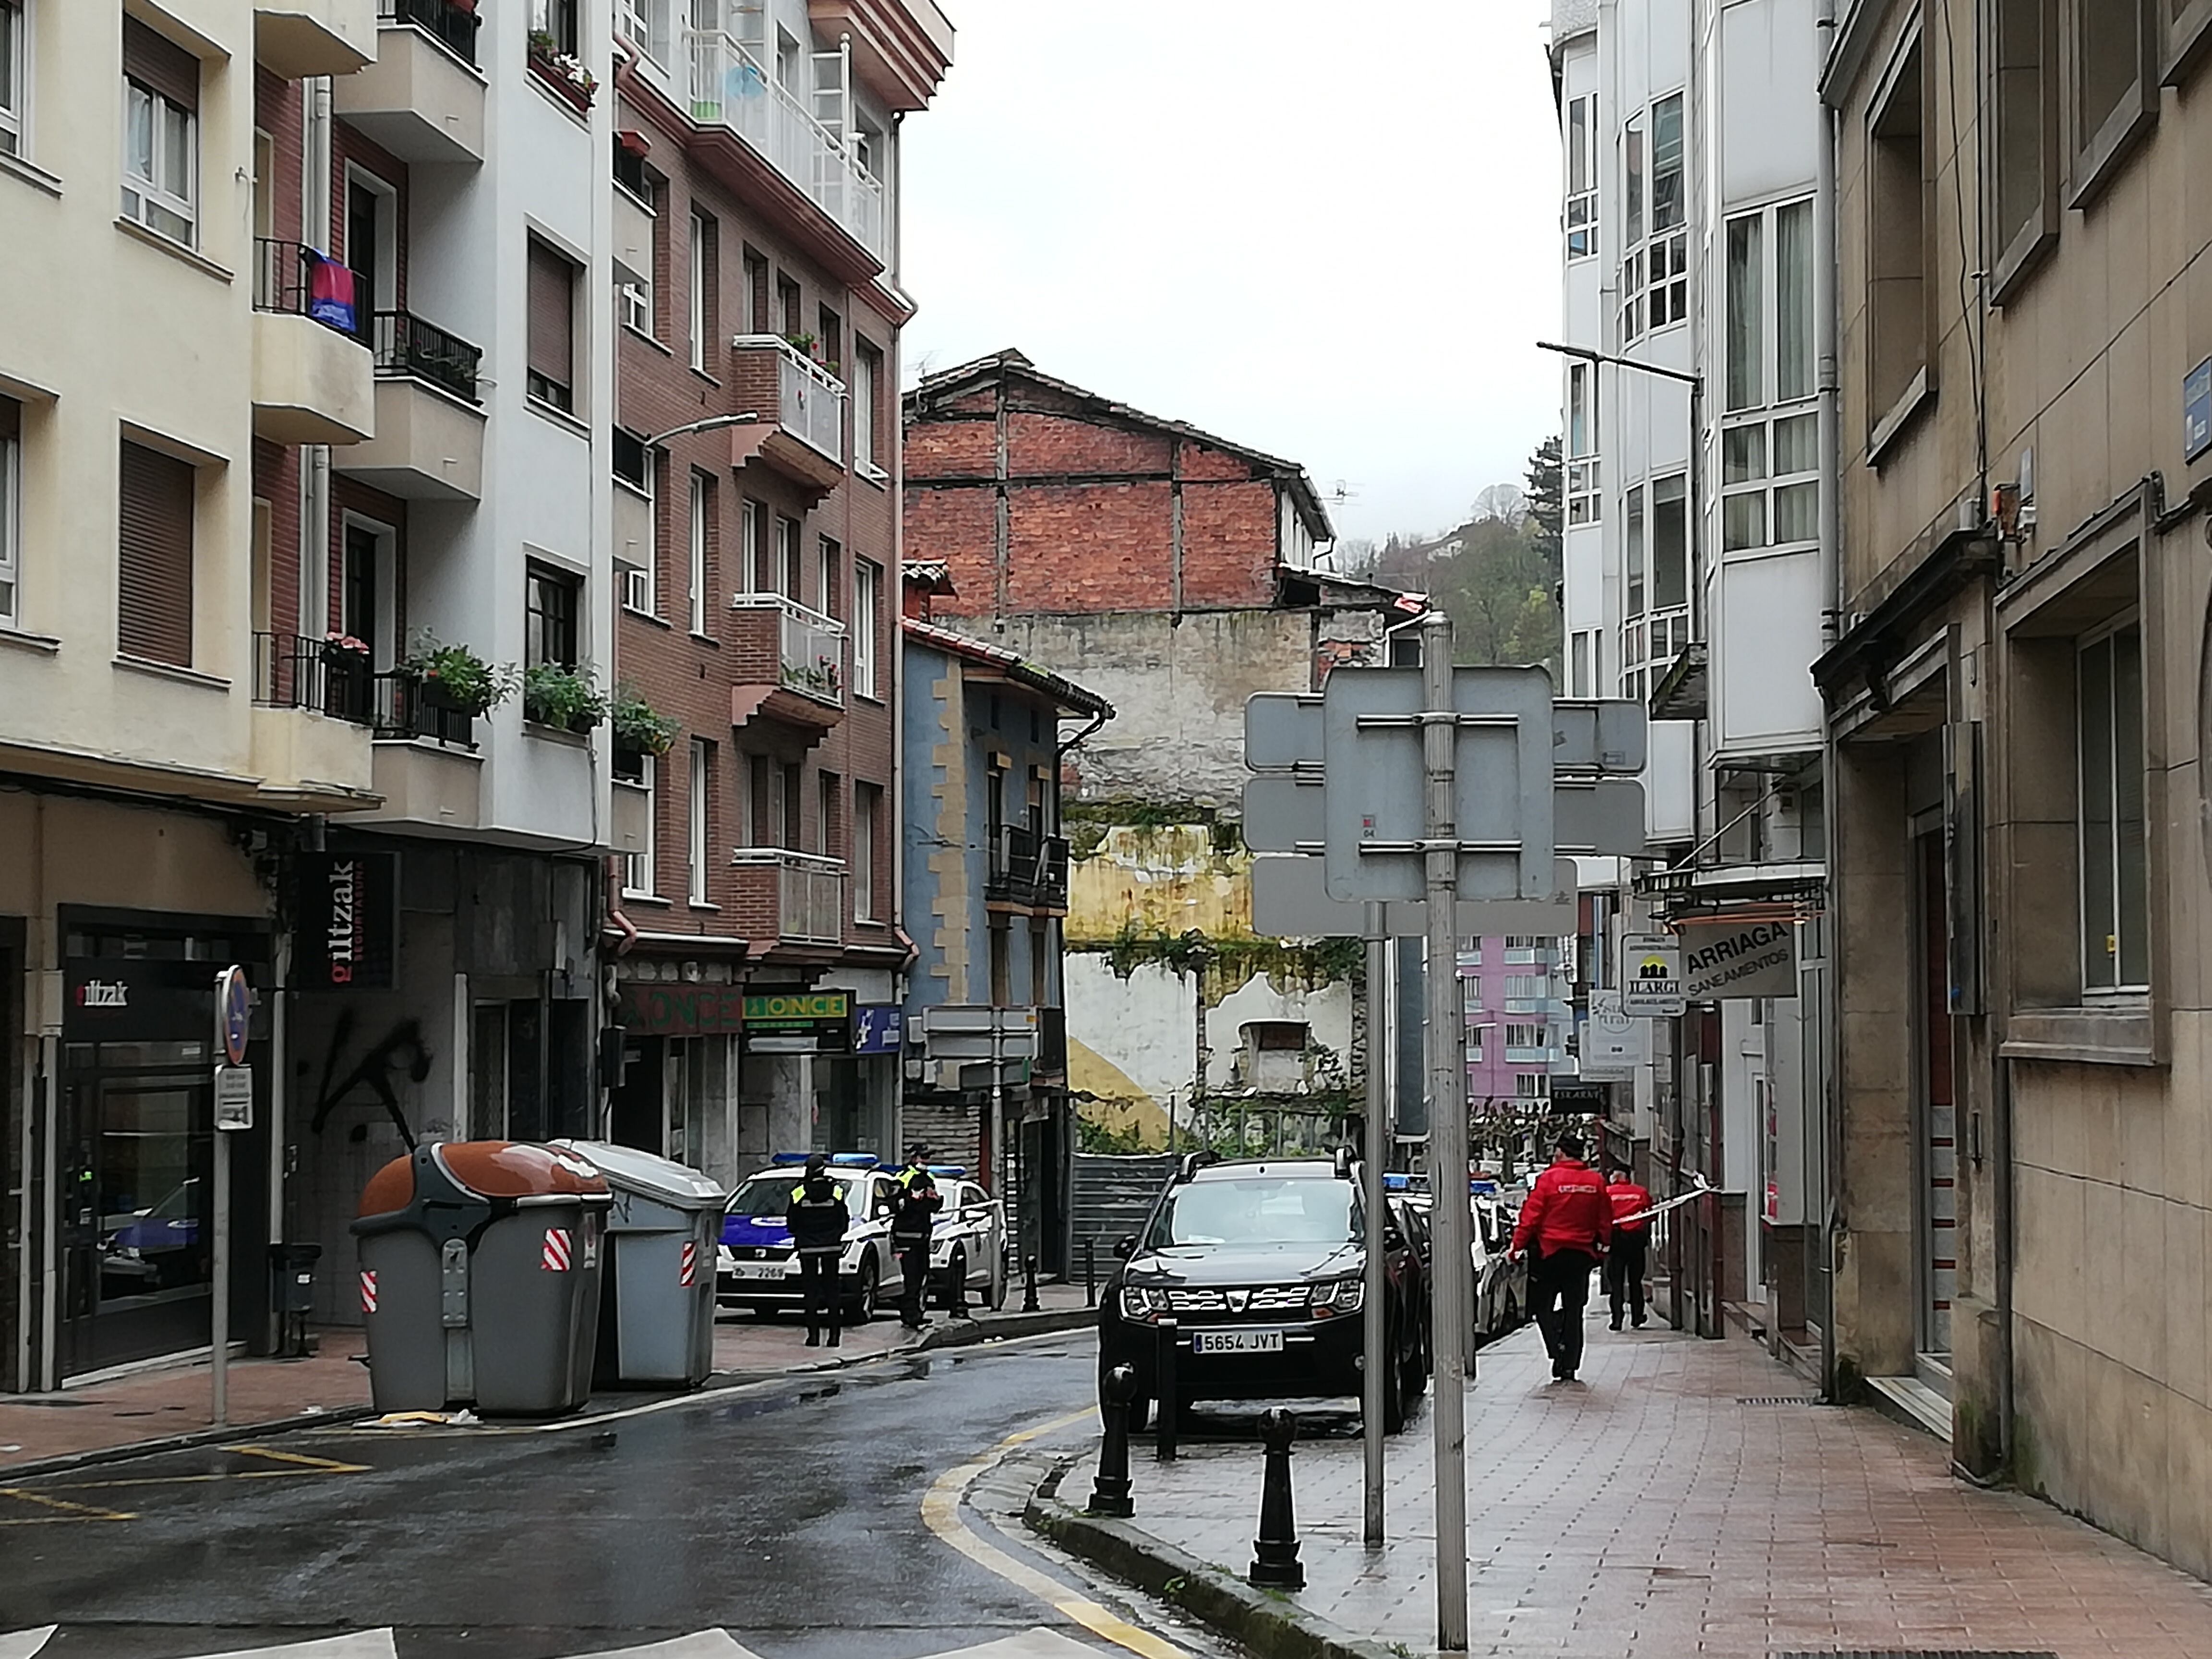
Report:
643,411,760,447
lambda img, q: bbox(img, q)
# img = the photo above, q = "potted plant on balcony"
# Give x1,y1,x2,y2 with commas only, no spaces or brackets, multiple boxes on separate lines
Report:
400,636,517,717
320,632,373,718
523,662,610,734
528,31,598,111
611,684,680,759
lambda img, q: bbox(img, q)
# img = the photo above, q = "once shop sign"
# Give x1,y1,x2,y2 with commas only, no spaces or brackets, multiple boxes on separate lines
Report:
742,991,850,1029
621,982,745,1037
1680,916,1797,1001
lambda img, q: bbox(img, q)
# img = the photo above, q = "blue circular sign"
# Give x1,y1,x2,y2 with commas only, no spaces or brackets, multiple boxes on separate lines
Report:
217,966,251,1067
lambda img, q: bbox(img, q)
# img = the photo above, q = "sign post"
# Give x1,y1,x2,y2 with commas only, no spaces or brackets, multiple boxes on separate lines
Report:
1360,900,1388,1549
211,964,252,1429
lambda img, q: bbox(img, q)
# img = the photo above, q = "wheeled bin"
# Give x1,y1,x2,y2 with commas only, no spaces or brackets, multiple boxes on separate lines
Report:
554,1139,726,1387
353,1141,612,1416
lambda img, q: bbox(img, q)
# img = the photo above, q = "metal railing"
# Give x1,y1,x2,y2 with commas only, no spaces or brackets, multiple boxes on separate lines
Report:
379,0,480,65
988,826,1070,906
769,338,846,461
369,309,483,402
252,633,375,726
731,848,846,945
252,239,360,338
729,594,847,706
685,29,886,258
370,670,476,747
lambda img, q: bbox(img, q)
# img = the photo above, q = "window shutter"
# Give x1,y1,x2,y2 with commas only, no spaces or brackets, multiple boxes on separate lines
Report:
118,441,193,667
123,18,198,112
527,240,575,387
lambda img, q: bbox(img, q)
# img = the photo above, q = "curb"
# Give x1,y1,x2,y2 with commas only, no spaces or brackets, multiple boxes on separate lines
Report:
920,1305,1096,1350
1023,1467,1402,1659
0,1404,379,1483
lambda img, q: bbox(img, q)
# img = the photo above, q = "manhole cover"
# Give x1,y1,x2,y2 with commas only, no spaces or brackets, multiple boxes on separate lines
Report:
1774,1651,2058,1658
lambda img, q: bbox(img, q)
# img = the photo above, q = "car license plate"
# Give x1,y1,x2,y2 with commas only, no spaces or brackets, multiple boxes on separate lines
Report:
736,1262,788,1280
1190,1329,1285,1356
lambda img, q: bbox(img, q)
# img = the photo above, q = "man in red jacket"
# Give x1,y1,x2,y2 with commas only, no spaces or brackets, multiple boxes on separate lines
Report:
1605,1166,1654,1330
1511,1133,1612,1382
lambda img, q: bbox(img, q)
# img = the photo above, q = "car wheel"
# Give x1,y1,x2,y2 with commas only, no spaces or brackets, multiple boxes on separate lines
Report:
942,1249,966,1310
847,1255,879,1324
1379,1338,1409,1435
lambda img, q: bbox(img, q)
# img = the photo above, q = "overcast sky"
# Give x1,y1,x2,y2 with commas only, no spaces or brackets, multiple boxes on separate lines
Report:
898,0,1564,546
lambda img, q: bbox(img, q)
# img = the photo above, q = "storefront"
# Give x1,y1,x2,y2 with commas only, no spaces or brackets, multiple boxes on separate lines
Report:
611,962,744,1178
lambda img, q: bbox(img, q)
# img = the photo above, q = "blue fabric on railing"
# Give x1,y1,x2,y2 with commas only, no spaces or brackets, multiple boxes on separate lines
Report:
305,249,358,334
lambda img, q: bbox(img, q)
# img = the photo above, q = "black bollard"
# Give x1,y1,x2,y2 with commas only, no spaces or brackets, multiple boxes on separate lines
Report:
1154,1316,1178,1461
1089,1363,1137,1517
1084,1237,1097,1309
1248,1406,1305,1589
1022,1252,1041,1312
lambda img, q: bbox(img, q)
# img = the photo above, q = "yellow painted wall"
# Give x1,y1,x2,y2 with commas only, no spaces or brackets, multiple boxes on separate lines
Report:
1065,825,1258,947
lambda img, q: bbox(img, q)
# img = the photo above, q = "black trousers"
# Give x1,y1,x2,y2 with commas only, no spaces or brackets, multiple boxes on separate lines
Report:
895,1236,931,1324
1606,1231,1649,1324
798,1250,842,1336
1529,1248,1599,1375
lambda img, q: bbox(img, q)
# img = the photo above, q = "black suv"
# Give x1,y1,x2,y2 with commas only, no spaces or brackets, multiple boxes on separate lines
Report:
1098,1152,1430,1433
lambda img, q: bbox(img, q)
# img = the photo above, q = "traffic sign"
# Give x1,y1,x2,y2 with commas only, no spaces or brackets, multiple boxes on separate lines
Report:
216,964,251,1066
1551,699,1649,773
1622,934,1685,1016
213,1063,253,1130
1250,854,1577,937
1242,693,1323,772
1552,779,1649,856
1240,776,1326,852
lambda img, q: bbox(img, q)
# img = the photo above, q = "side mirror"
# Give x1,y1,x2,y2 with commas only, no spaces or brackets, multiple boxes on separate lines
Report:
1113,1234,1138,1260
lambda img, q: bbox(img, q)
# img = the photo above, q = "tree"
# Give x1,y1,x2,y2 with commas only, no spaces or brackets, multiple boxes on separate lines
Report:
1473,482,1528,526
1525,435,1563,565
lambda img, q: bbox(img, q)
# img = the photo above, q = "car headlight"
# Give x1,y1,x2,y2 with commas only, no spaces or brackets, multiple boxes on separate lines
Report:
1310,1276,1364,1317
1120,1284,1171,1320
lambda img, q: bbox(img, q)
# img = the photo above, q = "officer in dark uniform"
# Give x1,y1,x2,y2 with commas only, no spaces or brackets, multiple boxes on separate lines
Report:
890,1143,943,1330
786,1152,851,1347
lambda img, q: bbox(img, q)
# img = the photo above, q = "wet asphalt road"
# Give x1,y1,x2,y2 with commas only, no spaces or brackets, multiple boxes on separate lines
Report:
0,1332,1214,1659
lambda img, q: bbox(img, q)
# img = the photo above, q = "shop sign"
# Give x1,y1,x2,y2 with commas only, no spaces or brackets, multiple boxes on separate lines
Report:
620,981,745,1037
1548,1079,1610,1116
742,991,850,1030
1680,916,1797,1000
851,1004,904,1056
214,1063,254,1130
1579,990,1646,1082
1621,934,1684,1017
295,852,398,990
63,957,225,1041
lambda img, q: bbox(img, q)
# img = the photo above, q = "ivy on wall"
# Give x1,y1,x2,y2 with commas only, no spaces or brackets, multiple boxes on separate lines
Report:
1098,923,1363,1000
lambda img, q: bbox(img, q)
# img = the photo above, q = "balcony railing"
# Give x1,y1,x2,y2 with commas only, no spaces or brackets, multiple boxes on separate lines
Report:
370,670,477,747
253,633,375,725
685,29,886,258
253,239,357,336
775,342,846,461
379,0,478,64
733,594,846,707
369,308,482,402
731,848,845,945
987,826,1070,907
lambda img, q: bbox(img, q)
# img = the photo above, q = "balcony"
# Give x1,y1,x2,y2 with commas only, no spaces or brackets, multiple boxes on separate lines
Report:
729,595,846,738
359,672,481,833
730,849,846,948
986,826,1071,909
251,240,375,445
806,0,954,113
685,30,887,264
248,634,376,802
334,311,486,500
255,0,376,78
369,669,478,748
727,337,847,496
334,0,486,165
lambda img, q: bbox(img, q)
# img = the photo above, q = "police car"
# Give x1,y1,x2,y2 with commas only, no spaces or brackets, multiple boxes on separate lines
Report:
927,1171,1008,1311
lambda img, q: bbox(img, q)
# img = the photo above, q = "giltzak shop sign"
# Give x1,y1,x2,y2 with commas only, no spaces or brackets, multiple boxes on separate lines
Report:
1680,917,1797,1000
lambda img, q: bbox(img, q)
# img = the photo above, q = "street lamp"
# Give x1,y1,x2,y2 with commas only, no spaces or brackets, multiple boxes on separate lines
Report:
642,411,759,446
1534,340,1706,657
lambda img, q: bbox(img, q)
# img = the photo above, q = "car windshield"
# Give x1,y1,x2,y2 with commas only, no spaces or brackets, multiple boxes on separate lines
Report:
727,1173,854,1219
1146,1177,1362,1249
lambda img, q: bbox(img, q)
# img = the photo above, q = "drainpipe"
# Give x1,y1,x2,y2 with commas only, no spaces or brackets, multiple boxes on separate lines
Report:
1814,0,1843,1402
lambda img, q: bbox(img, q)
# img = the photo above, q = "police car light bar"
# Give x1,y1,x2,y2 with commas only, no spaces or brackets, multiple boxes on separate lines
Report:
926,1165,968,1179
768,1150,883,1168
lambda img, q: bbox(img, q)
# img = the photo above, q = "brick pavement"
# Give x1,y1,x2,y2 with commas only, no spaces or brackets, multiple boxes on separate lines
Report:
1075,1318,2212,1659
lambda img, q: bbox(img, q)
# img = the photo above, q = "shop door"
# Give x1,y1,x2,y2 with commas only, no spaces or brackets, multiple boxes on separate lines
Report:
60,1059,214,1378
609,1034,665,1151
1913,826,1957,1376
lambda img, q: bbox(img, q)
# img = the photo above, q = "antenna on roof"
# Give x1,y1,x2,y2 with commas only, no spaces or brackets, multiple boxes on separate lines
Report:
1329,479,1362,505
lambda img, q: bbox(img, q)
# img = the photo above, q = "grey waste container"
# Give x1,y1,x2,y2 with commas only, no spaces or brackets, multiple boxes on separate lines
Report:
352,1141,612,1416
553,1139,727,1387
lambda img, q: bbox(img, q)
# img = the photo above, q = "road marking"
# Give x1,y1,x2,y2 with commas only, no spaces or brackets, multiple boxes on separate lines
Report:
22,1445,371,1494
571,1635,766,1659
186,1635,397,1659
223,1445,370,1473
0,1487,136,1523
0,1629,56,1659
921,1407,1191,1659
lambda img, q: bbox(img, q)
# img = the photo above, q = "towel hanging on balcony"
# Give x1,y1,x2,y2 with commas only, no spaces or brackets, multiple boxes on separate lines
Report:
304,249,358,335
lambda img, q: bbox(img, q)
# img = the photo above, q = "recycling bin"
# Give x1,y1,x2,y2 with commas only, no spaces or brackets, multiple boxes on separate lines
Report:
553,1139,727,1388
352,1141,612,1416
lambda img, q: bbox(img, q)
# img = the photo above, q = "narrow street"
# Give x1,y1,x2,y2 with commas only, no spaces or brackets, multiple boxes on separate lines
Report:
0,1335,1205,1659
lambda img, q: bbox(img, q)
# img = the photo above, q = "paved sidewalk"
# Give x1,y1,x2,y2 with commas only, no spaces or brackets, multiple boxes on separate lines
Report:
0,1282,1094,1474
1057,1318,2212,1659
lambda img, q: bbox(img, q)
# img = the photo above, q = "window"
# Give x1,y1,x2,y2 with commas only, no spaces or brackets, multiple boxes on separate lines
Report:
688,211,716,371
740,498,761,594
1722,412,1819,552
618,260,651,336
817,534,841,620
616,0,675,66
2079,620,2147,992
1620,475,1689,702
1513,1074,1551,1102
853,344,882,475
1624,484,1646,618
1622,92,1686,339
852,558,881,698
688,739,712,906
1651,473,1687,611
1991,0,2058,289
614,431,655,613
531,0,577,56
118,439,193,667
613,132,651,201
1868,35,1931,429
2070,0,2155,202
687,471,710,633
1505,1023,1550,1050
527,238,577,413
817,305,842,377
1725,214,1762,413
778,275,803,340
817,770,839,858
1564,93,1596,259
624,756,657,898
2171,0,2212,84
0,394,17,626
854,783,881,920
989,920,1010,1007
1570,629,1594,698
1504,974,1547,1000
121,21,198,248
1727,199,1815,415
0,0,24,158
525,560,580,668
1566,362,1599,526
776,514,802,600
745,249,769,334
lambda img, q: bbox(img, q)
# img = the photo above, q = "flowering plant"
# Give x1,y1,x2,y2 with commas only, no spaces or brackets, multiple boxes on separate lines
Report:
528,32,598,104
523,662,610,733
400,636,518,716
323,632,371,657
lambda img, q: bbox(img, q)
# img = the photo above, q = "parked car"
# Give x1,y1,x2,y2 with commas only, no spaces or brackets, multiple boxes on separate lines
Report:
928,1173,1008,1310
717,1154,902,1322
1097,1152,1430,1434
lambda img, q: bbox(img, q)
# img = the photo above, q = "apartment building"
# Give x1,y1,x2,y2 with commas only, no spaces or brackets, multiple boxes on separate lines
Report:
1819,0,2212,1576
1548,0,1833,1349
1460,935,1570,1112
601,0,950,1177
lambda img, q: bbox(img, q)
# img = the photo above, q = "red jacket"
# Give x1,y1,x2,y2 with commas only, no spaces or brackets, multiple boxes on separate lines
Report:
1513,1158,1613,1257
1608,1178,1654,1235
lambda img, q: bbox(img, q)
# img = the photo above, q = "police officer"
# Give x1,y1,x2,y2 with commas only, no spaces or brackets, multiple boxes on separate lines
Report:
786,1152,851,1348
1510,1132,1613,1383
1604,1164,1654,1331
890,1143,943,1330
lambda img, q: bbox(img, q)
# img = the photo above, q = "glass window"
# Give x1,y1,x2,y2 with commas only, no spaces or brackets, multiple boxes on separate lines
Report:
688,738,712,905
817,535,841,621
854,784,879,920
853,558,880,699
688,212,712,371
1623,117,1644,245
687,472,709,632
618,260,651,335
122,81,197,247
1726,214,1763,413
853,345,880,472
1650,94,1684,230
0,397,18,626
1565,93,1597,260
525,561,579,668
1567,364,1600,526
1651,473,1688,610
1624,484,1646,618
740,498,761,595
2079,621,2148,992
1775,200,1815,401
624,756,657,897
0,1,24,158
1145,1177,1359,1250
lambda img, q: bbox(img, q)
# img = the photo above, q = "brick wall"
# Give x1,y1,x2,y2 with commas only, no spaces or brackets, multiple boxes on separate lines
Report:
330,120,409,308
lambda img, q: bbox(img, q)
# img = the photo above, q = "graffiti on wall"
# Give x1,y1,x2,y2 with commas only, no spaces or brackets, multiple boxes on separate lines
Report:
308,1010,433,1150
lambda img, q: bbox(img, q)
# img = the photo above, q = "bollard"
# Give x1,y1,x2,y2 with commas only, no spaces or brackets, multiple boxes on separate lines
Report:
1154,1316,1178,1461
1084,1237,1097,1308
1089,1363,1138,1517
1248,1406,1305,1589
1022,1252,1041,1312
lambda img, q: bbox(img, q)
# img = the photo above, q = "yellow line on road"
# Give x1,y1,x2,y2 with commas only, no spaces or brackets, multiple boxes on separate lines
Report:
0,1487,136,1523
225,1445,371,1473
921,1407,1191,1659
29,1445,372,1492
